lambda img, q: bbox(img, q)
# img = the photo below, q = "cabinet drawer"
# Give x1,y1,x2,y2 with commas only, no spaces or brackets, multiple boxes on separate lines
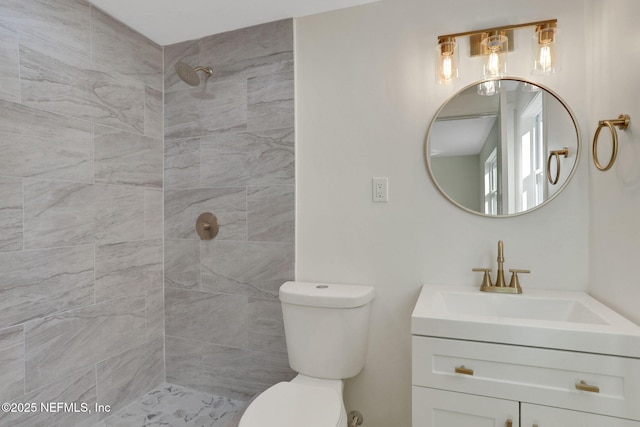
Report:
413,336,640,420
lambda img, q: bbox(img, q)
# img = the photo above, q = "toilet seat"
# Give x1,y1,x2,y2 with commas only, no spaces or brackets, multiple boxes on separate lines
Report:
239,381,343,427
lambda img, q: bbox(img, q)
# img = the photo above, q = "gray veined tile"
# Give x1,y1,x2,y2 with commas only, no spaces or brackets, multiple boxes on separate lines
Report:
96,337,164,419
201,51,294,85
247,70,294,132
145,287,164,341
0,99,94,183
165,239,201,290
0,0,91,57
248,297,287,356
0,22,20,103
95,239,163,302
0,367,97,427
199,128,295,188
94,124,163,188
165,288,248,348
20,32,145,134
0,177,22,252
164,187,246,240
165,336,204,391
164,137,201,189
0,245,94,329
91,7,163,91
247,185,294,242
25,295,146,392
0,325,24,403
200,241,294,299
145,86,163,140
95,184,145,244
23,180,95,249
164,80,247,140
144,189,163,240
198,19,293,70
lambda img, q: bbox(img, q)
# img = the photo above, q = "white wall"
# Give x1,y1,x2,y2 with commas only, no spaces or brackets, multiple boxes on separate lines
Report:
587,0,640,324
295,0,589,425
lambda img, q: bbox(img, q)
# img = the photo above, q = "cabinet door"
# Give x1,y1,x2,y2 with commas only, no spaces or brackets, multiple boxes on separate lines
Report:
413,387,519,427
521,403,640,427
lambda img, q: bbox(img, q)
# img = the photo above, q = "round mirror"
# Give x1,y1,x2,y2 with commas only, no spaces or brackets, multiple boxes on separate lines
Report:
426,78,580,217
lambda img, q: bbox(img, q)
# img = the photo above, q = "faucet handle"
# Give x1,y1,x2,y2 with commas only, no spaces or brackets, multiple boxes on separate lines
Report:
508,269,530,293
472,268,493,290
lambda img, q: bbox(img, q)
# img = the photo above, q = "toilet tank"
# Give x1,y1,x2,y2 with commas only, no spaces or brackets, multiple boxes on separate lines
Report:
279,281,375,380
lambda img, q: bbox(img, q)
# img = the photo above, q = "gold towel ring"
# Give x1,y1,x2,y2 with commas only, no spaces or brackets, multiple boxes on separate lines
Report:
546,147,569,185
592,114,630,171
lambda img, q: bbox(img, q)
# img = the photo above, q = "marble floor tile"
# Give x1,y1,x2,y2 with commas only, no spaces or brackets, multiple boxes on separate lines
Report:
94,383,245,427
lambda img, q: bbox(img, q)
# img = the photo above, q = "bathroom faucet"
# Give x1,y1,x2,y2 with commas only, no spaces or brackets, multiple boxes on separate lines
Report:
472,240,530,294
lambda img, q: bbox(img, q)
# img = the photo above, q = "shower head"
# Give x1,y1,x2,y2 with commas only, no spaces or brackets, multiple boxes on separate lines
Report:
175,61,213,86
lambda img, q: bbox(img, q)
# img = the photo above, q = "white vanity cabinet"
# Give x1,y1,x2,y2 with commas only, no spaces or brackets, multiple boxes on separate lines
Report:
412,336,640,427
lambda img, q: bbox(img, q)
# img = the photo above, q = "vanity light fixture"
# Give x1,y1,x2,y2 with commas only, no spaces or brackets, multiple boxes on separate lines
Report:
435,19,558,85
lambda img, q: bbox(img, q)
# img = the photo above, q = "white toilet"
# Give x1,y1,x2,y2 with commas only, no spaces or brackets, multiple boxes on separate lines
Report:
239,281,375,427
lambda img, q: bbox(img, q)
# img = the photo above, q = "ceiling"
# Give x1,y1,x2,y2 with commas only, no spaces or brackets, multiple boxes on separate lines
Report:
89,0,380,46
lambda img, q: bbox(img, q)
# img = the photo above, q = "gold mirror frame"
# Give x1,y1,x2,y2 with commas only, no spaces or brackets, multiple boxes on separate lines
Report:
425,78,581,218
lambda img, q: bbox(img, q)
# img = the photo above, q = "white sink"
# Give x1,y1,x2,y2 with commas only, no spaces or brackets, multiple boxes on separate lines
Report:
412,285,640,357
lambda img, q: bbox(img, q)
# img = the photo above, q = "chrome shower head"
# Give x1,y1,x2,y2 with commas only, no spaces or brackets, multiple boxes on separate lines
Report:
175,61,213,86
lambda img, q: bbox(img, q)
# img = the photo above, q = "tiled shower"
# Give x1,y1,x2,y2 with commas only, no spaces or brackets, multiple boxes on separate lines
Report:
0,0,294,425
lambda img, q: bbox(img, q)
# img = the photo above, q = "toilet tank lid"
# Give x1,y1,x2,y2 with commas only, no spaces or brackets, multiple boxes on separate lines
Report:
279,281,375,308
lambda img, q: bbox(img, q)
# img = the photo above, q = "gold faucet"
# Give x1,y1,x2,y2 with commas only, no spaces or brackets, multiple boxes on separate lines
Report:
472,240,529,294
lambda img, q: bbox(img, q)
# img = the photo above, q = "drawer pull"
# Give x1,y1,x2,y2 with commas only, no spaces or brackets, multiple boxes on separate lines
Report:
575,380,600,393
506,420,513,427
454,365,474,376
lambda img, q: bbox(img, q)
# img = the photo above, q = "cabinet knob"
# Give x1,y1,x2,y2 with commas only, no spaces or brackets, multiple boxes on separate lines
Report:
454,365,474,375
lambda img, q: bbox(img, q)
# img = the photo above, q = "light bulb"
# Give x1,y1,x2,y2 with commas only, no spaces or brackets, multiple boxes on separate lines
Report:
435,38,459,84
487,51,500,76
538,45,552,71
532,23,557,74
441,55,452,80
481,33,507,79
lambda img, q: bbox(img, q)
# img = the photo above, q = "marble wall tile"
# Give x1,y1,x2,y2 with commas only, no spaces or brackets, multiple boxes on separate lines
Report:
0,23,20,103
165,336,204,391
145,288,164,340
164,137,200,188
165,239,200,290
247,185,294,242
95,184,145,244
248,298,287,356
0,99,94,183
164,187,246,240
0,0,91,56
94,125,163,188
96,337,164,419
0,245,94,329
201,342,294,401
144,86,163,140
23,180,94,249
144,189,163,240
20,33,145,134
247,71,294,131
184,128,295,188
200,241,294,298
0,367,98,427
164,39,199,94
165,288,248,348
25,295,146,391
198,19,293,69
0,177,22,252
164,80,247,140
95,239,162,302
0,325,24,403
91,7,163,91
202,51,294,84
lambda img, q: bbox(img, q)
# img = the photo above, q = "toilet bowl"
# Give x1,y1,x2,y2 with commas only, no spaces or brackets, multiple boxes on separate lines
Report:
238,281,375,427
239,375,347,427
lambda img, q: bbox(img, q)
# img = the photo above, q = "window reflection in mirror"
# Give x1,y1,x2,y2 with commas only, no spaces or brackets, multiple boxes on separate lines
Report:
427,79,579,217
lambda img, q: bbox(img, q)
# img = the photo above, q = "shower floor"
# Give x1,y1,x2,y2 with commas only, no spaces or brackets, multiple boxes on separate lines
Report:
94,383,246,427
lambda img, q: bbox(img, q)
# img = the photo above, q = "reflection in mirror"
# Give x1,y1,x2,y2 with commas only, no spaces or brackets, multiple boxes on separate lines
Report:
426,78,580,217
